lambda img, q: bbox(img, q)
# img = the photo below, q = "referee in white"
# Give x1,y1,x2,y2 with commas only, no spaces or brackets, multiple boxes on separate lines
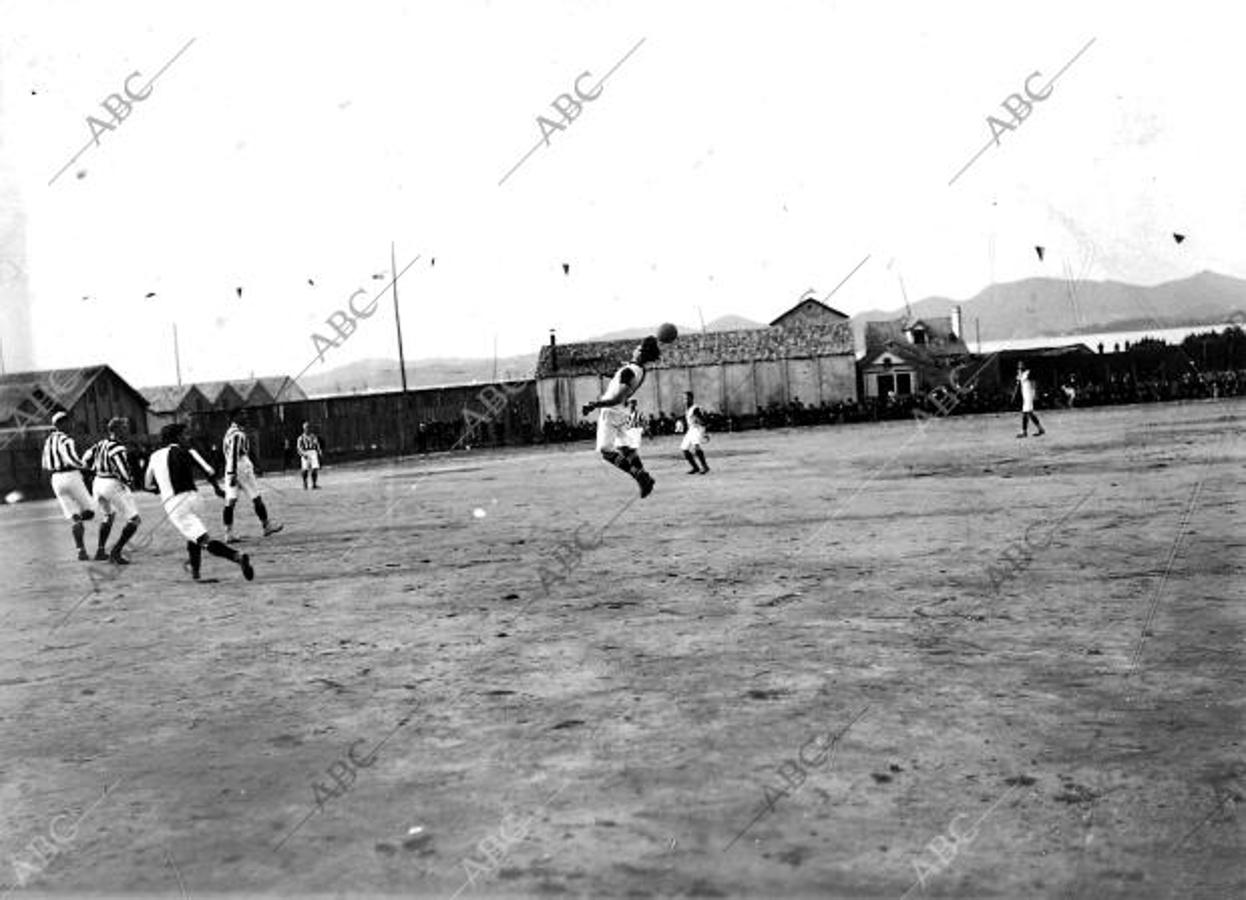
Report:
41,411,97,560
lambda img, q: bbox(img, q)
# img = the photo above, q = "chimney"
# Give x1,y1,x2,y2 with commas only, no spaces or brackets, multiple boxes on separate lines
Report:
951,305,964,341
549,330,557,372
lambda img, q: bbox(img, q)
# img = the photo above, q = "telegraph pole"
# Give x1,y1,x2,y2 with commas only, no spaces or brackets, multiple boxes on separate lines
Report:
173,324,183,387
392,241,410,455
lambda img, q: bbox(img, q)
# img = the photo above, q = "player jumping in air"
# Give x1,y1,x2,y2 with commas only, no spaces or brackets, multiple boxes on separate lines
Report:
83,417,141,564
681,390,710,474
582,336,661,498
40,411,97,560
221,410,283,541
145,423,254,581
1014,362,1046,438
297,421,323,490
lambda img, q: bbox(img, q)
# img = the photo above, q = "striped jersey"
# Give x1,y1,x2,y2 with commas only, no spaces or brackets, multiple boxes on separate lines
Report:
41,431,86,472
222,423,250,476
296,433,321,455
144,444,216,502
85,437,132,483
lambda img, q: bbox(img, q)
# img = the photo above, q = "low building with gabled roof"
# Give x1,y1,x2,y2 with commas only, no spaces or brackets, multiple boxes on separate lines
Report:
0,365,149,497
769,297,851,328
195,380,246,411
139,383,211,433
535,299,858,421
859,311,972,399
1,365,149,437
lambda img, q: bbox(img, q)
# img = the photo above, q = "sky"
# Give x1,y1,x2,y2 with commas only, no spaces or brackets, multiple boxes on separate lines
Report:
1,0,1244,388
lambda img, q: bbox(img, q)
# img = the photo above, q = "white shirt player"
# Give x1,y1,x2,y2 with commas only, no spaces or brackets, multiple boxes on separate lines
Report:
606,363,646,404
1017,369,1036,413
681,402,707,450
592,362,646,453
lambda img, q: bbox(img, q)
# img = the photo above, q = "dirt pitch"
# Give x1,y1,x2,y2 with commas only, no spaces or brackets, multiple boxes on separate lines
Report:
1,399,1242,899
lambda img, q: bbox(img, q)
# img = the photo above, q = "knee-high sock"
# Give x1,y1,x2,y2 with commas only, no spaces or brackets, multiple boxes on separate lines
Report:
205,539,239,562
311,470,318,487
252,497,269,524
71,520,85,551
684,450,698,469
97,515,114,550
604,448,647,480
186,540,202,575
694,447,708,471
301,470,308,488
223,501,236,528
113,519,138,554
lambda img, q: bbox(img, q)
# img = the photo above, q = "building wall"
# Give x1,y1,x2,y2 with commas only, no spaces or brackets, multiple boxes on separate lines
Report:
72,372,149,437
191,379,541,466
538,354,861,420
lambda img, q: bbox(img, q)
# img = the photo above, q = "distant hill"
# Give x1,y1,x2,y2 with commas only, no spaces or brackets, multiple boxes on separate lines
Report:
297,354,538,398
585,315,765,342
849,271,1246,347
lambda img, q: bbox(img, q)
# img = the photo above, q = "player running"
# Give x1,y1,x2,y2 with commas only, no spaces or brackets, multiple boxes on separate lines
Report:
582,336,661,498
681,390,710,474
145,423,254,581
1014,362,1046,438
41,411,100,560
297,421,323,490
221,410,283,541
83,417,141,564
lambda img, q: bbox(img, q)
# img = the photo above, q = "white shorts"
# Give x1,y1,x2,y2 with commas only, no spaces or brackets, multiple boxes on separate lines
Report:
164,491,208,542
93,477,138,521
595,407,631,453
622,427,642,451
680,426,706,451
51,471,94,520
225,459,261,501
1021,398,1035,413
300,451,320,471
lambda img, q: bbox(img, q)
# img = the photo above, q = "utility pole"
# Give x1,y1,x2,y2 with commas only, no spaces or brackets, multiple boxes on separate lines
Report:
392,241,410,456
173,324,183,387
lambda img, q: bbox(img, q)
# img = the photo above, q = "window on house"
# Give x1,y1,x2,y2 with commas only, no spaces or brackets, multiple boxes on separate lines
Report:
876,374,895,396
896,373,912,395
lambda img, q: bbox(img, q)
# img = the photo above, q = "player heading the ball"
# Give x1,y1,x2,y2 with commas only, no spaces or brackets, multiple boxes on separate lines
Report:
582,335,666,498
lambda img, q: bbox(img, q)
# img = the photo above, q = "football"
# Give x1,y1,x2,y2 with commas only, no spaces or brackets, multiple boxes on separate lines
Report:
657,322,678,343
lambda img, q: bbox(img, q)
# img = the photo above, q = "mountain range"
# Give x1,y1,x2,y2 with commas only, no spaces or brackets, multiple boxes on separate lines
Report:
296,271,1246,396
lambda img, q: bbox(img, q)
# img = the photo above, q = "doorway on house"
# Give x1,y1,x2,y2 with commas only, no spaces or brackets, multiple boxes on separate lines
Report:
896,372,912,395
876,373,895,397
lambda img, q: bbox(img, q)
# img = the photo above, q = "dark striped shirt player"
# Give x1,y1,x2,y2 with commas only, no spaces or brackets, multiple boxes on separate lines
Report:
41,411,98,560
83,417,141,564
144,423,254,581
297,421,323,490
221,409,282,542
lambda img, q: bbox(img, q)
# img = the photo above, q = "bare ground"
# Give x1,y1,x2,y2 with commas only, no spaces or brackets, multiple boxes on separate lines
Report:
0,398,1242,898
